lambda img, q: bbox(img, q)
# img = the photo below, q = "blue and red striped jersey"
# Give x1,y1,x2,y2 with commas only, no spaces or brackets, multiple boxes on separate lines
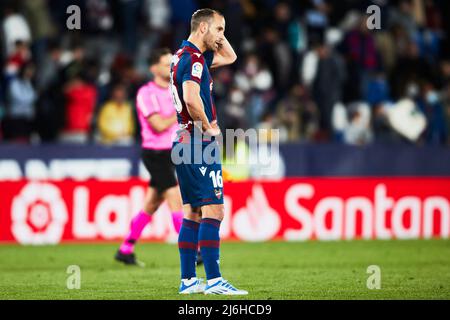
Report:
170,40,217,140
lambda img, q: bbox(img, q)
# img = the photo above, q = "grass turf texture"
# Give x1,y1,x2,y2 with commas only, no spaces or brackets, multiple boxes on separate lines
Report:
0,240,449,300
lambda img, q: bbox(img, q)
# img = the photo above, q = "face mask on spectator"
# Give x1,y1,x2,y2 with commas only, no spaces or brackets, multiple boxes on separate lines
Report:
426,91,439,105
406,83,419,98
231,90,245,104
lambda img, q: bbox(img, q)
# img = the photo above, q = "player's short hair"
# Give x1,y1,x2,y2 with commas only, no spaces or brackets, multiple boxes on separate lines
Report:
148,48,171,66
190,8,223,33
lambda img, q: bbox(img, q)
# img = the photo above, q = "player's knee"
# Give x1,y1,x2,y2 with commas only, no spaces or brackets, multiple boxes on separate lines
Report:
192,206,202,214
184,212,201,222
213,211,224,221
181,205,200,222
202,204,224,221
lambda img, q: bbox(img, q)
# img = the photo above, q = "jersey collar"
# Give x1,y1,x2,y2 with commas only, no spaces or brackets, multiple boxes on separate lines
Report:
182,40,202,54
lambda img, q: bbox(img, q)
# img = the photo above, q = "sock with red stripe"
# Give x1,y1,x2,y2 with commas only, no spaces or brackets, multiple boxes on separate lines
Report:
178,219,199,279
199,218,222,280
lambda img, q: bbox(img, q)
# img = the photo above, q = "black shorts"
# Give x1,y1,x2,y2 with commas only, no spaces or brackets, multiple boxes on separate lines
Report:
141,148,177,193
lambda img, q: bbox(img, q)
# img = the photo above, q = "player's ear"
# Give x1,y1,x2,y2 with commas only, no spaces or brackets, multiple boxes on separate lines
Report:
200,21,208,34
149,65,156,75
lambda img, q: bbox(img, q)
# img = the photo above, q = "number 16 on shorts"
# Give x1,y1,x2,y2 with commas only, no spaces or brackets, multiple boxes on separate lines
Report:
209,170,223,188
208,169,223,201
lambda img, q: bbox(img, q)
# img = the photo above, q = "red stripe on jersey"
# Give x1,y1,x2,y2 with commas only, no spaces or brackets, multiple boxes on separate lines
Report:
188,50,205,84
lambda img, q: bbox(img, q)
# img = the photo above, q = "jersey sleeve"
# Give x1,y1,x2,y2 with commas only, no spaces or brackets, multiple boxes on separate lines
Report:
136,87,160,118
181,53,206,85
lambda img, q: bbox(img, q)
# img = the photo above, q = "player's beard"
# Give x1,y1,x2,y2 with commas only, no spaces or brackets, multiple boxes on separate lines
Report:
204,30,218,52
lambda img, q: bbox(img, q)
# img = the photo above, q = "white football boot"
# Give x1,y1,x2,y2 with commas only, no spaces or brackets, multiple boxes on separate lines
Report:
204,278,248,295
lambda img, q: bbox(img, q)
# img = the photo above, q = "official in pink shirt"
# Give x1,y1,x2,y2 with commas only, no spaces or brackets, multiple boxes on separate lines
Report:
136,78,178,150
115,48,184,266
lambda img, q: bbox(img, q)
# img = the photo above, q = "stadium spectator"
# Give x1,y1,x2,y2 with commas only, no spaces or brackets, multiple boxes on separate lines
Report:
234,53,273,128
0,80,5,139
417,82,448,145
118,0,141,55
341,15,379,102
222,86,247,130
389,41,435,100
60,74,97,144
372,102,400,144
0,0,448,146
35,41,66,142
4,40,31,77
389,0,421,40
2,62,37,143
365,71,391,107
96,83,135,145
311,42,346,140
304,0,330,46
274,88,301,142
441,61,450,145
343,102,373,146
22,0,56,66
1,5,32,56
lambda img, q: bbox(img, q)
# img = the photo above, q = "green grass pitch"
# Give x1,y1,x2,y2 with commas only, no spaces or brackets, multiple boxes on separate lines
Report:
0,240,449,300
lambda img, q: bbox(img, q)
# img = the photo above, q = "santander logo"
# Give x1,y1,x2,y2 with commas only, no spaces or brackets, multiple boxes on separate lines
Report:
11,182,69,245
284,183,450,241
232,184,281,241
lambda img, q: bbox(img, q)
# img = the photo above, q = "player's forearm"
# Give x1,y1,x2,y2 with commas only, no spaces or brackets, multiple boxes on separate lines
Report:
185,98,212,132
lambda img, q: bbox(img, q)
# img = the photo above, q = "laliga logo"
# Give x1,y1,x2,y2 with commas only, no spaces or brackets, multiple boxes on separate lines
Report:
232,184,280,241
11,182,68,245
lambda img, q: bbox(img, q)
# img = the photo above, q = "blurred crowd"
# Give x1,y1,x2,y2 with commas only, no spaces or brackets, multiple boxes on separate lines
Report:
0,0,450,146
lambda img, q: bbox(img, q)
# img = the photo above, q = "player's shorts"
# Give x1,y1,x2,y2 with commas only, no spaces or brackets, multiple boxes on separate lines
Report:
172,139,224,208
141,148,178,193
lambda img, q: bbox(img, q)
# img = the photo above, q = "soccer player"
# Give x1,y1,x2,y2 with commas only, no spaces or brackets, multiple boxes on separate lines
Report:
115,48,184,266
171,9,248,295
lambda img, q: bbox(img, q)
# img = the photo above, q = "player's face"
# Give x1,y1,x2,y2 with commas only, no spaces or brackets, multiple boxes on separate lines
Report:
152,53,172,81
204,14,225,52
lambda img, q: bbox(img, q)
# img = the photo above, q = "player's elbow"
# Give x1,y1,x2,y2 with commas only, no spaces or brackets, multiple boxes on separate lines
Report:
184,102,198,118
229,52,237,64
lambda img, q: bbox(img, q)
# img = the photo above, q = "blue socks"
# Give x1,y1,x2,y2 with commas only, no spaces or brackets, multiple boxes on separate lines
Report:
178,219,199,279
199,218,222,280
178,217,222,281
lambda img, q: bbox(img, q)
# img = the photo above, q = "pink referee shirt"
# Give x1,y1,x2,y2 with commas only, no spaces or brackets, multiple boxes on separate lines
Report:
136,81,178,150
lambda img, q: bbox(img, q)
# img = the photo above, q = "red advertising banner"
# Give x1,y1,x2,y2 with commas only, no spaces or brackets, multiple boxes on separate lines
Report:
0,178,449,244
